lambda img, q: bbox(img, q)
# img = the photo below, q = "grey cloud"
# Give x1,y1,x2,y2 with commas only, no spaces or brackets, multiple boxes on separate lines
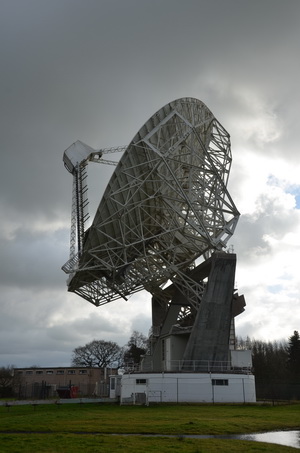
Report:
0,227,69,289
1,0,300,366
47,318,128,352
234,196,300,263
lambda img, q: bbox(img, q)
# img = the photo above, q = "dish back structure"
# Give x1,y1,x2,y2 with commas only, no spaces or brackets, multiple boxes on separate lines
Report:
62,97,239,305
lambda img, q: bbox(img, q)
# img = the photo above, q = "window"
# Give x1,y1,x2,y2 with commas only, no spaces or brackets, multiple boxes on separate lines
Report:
79,370,87,375
68,370,76,375
136,379,147,384
36,370,43,375
46,370,53,375
56,370,64,375
26,370,33,375
111,378,115,390
212,379,228,386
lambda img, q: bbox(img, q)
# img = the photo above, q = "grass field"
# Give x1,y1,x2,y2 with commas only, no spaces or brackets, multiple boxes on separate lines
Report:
1,402,300,452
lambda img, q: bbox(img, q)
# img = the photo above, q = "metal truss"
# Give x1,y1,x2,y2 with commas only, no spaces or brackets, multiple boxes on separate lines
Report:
62,98,239,307
63,145,125,266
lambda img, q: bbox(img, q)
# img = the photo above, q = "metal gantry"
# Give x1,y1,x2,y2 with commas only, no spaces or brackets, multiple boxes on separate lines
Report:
63,143,126,268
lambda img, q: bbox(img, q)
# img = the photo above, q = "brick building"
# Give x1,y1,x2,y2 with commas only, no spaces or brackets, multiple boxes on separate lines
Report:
14,367,118,399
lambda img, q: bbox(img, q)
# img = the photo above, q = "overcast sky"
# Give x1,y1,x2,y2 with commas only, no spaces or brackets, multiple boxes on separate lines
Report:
1,0,300,368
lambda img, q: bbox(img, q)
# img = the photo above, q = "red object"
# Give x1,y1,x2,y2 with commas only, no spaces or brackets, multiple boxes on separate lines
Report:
57,385,79,399
70,386,79,398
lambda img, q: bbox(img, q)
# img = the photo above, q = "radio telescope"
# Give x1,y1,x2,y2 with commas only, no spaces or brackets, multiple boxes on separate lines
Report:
62,97,245,371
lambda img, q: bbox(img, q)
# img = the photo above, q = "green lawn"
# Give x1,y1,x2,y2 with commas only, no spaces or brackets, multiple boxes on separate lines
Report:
0,402,299,452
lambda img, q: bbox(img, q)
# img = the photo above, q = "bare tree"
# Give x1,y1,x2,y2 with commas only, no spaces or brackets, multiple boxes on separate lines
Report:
71,340,122,368
123,330,149,365
0,366,17,397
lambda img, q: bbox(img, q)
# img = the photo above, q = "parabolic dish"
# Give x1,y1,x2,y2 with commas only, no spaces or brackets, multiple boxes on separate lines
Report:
63,97,239,306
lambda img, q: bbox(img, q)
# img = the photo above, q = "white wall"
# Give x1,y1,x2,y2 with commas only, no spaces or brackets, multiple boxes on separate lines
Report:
120,373,256,404
231,350,252,368
109,375,122,399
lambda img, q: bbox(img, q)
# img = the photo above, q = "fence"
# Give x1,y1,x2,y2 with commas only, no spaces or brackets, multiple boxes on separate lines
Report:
14,381,110,400
255,378,300,401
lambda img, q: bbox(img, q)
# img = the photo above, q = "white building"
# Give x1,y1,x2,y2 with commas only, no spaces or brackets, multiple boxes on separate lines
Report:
111,372,255,404
110,350,256,404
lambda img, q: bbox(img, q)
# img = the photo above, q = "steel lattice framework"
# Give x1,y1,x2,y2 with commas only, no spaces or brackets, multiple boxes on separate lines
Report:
62,98,239,307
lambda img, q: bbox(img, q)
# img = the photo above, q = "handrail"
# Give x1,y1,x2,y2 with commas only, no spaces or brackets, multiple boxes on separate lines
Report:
123,359,252,374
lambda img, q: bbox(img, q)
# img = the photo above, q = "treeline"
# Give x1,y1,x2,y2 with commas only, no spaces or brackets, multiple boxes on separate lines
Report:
71,330,148,369
237,330,300,400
